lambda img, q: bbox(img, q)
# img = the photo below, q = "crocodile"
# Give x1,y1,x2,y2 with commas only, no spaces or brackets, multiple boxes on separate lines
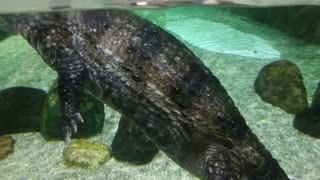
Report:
3,9,289,179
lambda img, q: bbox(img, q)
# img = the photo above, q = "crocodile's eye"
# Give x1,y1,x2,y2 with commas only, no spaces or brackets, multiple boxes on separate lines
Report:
103,23,109,29
56,46,65,54
127,37,142,54
216,112,225,122
121,64,133,73
127,44,136,53
131,73,143,82
103,19,111,30
55,46,69,58
170,85,181,95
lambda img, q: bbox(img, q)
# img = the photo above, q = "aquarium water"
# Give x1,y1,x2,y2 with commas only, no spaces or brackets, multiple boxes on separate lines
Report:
0,1,319,180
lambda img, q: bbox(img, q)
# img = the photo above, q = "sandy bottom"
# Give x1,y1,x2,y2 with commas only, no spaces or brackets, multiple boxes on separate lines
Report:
0,6,319,180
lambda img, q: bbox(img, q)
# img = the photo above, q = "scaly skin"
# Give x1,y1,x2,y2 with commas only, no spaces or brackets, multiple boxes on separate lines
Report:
7,9,288,179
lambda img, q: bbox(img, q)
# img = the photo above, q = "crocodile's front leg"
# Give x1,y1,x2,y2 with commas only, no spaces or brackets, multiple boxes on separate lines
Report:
56,51,85,144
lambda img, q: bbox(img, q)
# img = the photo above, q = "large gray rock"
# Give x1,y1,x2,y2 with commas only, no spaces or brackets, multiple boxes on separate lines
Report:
0,86,46,134
254,60,308,114
41,81,105,140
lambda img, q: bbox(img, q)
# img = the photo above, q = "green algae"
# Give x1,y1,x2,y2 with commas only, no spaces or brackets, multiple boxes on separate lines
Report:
63,140,111,168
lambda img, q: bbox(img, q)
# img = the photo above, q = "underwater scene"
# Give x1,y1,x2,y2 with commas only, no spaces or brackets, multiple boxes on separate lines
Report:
0,3,320,180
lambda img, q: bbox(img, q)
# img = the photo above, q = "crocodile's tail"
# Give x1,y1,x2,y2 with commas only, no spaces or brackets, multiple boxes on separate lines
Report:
239,131,289,180
268,157,290,180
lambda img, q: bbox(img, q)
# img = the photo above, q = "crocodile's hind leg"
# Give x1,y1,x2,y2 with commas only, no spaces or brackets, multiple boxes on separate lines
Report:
202,144,242,180
111,117,159,165
56,52,85,145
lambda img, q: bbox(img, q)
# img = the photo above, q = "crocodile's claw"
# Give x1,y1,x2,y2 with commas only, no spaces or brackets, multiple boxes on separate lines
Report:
63,111,84,145
63,124,72,146
67,112,84,133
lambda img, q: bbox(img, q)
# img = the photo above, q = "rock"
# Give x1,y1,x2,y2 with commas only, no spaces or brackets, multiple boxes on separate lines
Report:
111,117,159,165
41,80,105,140
63,140,111,168
312,82,320,108
293,107,320,138
0,29,10,41
0,135,15,160
0,86,46,135
254,60,308,114
0,17,11,42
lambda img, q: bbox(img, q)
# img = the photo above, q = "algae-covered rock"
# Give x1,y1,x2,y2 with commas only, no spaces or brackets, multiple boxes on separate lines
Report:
112,117,159,165
41,81,105,140
0,29,10,41
0,86,46,134
63,140,111,168
312,82,320,108
0,135,15,160
254,60,308,114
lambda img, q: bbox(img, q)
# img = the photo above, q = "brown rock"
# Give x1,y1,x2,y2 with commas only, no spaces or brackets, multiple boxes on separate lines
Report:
0,135,15,160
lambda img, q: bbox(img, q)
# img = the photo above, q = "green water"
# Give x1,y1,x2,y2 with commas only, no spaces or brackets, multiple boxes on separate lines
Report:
0,6,320,180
